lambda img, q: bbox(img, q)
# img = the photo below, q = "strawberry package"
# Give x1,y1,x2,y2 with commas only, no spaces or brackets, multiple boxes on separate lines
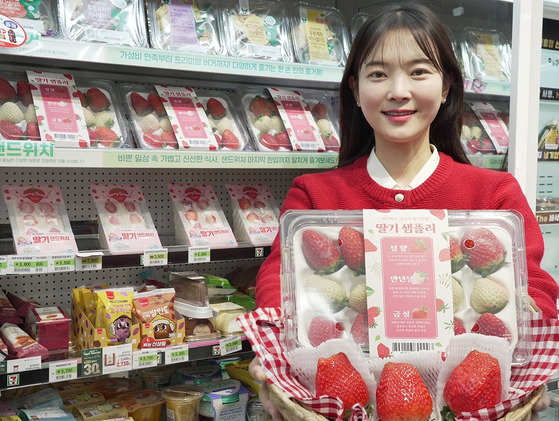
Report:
90,182,163,255
290,2,350,67
0,73,41,142
280,209,531,366
225,183,280,246
146,0,224,55
300,89,340,152
58,0,148,46
197,90,252,151
221,0,293,62
0,0,58,37
74,78,132,148
2,183,78,255
167,181,238,248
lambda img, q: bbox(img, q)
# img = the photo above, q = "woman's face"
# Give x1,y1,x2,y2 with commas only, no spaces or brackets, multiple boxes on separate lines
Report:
351,30,449,148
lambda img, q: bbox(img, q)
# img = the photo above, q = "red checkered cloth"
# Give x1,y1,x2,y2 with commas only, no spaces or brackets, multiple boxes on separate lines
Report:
239,308,559,421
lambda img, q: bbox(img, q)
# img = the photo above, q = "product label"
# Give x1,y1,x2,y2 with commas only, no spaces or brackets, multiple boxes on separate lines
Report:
168,0,198,47
301,9,331,64
0,12,27,48
476,33,505,81
468,101,509,153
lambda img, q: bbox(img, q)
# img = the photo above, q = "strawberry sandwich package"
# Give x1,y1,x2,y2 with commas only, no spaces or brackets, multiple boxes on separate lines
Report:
0,72,41,142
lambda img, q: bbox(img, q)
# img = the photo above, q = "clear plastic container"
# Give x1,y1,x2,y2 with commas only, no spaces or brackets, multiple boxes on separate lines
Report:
162,384,204,421
0,72,39,142
91,377,141,399
116,389,164,421
300,89,340,152
350,12,370,41
0,0,58,37
139,365,176,389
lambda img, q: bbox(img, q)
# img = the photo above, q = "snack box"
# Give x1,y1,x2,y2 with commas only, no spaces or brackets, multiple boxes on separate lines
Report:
0,0,58,36
300,89,340,152
90,182,163,255
168,181,238,248
74,79,131,149
0,73,40,142
458,27,512,83
280,209,531,366
58,0,147,47
146,0,224,54
2,183,78,255
25,306,70,351
290,2,350,67
197,90,252,151
221,0,293,62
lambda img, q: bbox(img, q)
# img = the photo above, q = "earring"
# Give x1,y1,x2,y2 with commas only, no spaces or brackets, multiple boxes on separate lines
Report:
442,98,447,104
356,101,361,107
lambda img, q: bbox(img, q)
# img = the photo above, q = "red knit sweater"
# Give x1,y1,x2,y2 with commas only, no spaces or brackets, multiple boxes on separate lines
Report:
256,153,559,319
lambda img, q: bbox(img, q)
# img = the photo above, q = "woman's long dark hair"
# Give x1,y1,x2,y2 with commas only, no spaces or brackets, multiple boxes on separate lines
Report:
337,2,469,167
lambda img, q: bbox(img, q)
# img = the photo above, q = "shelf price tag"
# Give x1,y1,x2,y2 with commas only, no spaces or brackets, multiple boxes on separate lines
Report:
164,344,189,365
188,246,210,263
7,255,49,274
4,356,41,373
219,336,242,356
103,344,133,374
0,256,6,275
132,349,160,369
76,253,103,271
142,248,168,267
49,360,78,383
81,348,103,377
49,253,76,272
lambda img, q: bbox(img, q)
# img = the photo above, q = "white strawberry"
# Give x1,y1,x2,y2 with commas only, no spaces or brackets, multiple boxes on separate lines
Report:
253,115,270,133
452,277,464,312
306,275,347,313
139,114,160,133
159,117,172,132
216,116,232,134
317,119,332,137
24,104,37,123
470,277,509,314
268,115,284,132
348,283,367,313
83,108,95,127
94,111,114,128
0,102,24,123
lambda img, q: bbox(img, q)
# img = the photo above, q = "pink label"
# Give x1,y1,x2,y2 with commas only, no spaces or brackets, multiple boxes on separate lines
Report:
169,96,208,140
281,100,317,143
381,237,437,339
479,111,508,146
168,0,198,46
40,85,78,133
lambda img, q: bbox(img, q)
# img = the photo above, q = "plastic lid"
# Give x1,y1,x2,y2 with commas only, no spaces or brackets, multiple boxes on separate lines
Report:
116,390,164,411
162,385,204,402
175,300,213,318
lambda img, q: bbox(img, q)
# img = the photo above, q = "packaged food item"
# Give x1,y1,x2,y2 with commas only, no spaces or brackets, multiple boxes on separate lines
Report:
90,182,163,255
25,306,70,351
132,288,178,348
5,291,40,319
72,284,108,326
74,79,131,148
538,119,559,151
94,289,134,344
0,0,58,36
162,384,204,421
350,12,370,41
197,90,252,151
2,183,78,255
0,290,23,325
176,361,224,384
0,73,41,142
146,0,224,54
61,390,105,411
58,0,147,46
226,183,280,246
11,387,63,410
91,377,141,400
71,399,128,420
222,0,293,62
139,365,176,389
0,402,17,416
210,301,246,334
467,101,508,154
168,181,237,249
225,359,260,394
290,2,350,66
459,27,512,82
18,408,74,421
300,89,340,152
116,390,164,421
198,379,249,420
0,322,49,361
247,398,272,421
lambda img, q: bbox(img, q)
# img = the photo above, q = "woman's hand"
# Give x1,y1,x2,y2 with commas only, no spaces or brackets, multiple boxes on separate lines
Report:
249,357,285,421
531,389,551,421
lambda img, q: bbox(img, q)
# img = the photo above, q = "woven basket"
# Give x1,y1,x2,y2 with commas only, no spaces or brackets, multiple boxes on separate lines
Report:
497,384,546,421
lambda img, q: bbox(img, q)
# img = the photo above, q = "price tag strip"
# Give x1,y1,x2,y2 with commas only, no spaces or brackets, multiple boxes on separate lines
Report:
0,356,41,375
50,253,76,272
102,344,133,374
76,253,103,271
164,344,189,365
0,256,6,275
49,360,78,383
81,348,103,377
219,336,242,356
132,349,160,369
142,248,168,267
188,246,210,263
7,255,49,274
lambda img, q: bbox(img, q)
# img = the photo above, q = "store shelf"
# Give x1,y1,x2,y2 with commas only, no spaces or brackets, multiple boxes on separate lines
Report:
463,78,511,96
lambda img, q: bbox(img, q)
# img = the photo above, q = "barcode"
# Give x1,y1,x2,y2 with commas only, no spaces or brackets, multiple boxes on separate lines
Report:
191,257,206,262
57,374,74,380
247,44,281,58
55,134,78,140
299,142,318,150
14,268,32,273
391,342,435,353
137,362,154,367
54,266,73,272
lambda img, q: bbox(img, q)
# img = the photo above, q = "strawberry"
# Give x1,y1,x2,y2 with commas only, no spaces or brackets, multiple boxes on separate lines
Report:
308,315,345,346
311,102,328,120
449,238,466,272
206,97,226,119
377,343,391,358
74,90,87,107
410,239,429,252
470,277,509,314
306,275,347,313
143,133,164,148
249,95,272,117
324,135,340,152
259,133,279,151
350,312,368,346
377,362,432,421
94,127,119,147
130,92,152,116
452,277,464,310
471,313,511,342
221,129,240,149
436,298,448,312
275,131,292,150
454,318,466,335
17,81,33,106
348,283,367,313
161,130,178,148
443,350,501,413
301,229,343,274
466,138,482,154
412,306,429,319
0,78,16,104
86,88,110,112
315,352,369,410
460,227,506,276
0,120,24,140
267,97,279,115
338,226,365,275
26,121,40,141
148,93,166,117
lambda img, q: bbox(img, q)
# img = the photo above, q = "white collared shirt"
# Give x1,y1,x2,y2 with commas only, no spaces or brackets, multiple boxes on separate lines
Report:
366,145,440,190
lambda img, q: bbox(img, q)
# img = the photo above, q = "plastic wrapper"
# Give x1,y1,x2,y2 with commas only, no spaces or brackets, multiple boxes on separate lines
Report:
0,73,40,142
0,322,49,361
461,101,509,156
116,390,164,421
161,385,204,421
0,290,23,325
0,0,58,36
25,306,70,351
146,0,224,54
221,0,293,62
290,2,349,67
458,27,512,82
350,11,370,41
91,377,141,399
58,0,147,46
11,387,64,411
300,89,340,152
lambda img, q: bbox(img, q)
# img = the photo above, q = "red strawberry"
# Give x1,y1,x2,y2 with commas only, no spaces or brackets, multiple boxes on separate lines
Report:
143,133,164,148
412,307,429,319
315,352,369,410
206,97,226,119
308,316,345,346
466,138,482,154
338,226,365,275
364,239,377,252
259,133,280,151
454,318,466,335
460,227,505,277
249,95,272,117
350,312,368,346
376,362,433,421
26,121,40,141
74,90,87,107
161,130,178,148
301,229,343,274
0,120,24,140
0,78,16,103
377,343,391,358
94,127,119,147
17,81,33,106
275,131,292,150
130,92,152,116
86,88,110,112
436,298,448,312
237,198,251,210
311,102,328,120
221,129,240,149
471,313,511,342
148,93,166,117
324,135,340,152
267,98,279,116
368,306,380,318
449,237,466,272
443,350,501,413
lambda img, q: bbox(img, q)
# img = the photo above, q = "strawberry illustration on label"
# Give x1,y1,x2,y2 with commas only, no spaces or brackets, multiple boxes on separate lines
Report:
184,187,202,203
22,188,46,203
242,186,259,200
108,188,130,203
412,306,429,319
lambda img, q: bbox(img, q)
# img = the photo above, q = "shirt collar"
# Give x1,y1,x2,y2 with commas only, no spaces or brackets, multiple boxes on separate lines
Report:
366,145,440,190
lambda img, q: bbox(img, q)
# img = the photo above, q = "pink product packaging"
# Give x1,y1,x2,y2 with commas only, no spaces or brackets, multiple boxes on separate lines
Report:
0,322,50,361
0,290,23,325
167,181,238,249
90,182,163,255
0,72,40,142
225,183,279,246
25,306,70,351
6,290,40,318
2,183,78,254
300,89,340,152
